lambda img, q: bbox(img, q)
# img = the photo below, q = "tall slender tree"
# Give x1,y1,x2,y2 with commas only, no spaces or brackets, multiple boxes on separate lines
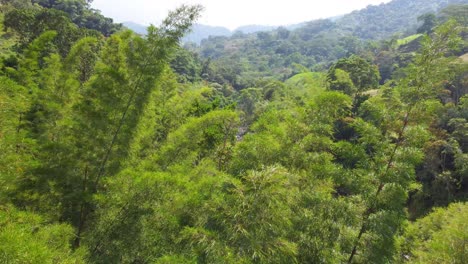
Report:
347,20,462,263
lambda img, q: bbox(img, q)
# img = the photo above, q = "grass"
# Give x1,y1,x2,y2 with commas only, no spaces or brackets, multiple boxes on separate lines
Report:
397,34,423,47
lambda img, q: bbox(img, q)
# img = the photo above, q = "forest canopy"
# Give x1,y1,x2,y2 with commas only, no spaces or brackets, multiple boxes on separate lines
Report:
0,0,467,263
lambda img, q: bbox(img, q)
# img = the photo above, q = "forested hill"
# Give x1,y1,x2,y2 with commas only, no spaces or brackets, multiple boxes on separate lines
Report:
126,0,467,45
0,0,467,263
28,0,121,36
191,0,468,89
183,24,232,44
336,0,468,39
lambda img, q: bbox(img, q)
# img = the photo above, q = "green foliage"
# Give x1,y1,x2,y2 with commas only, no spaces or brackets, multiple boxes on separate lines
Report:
439,4,468,26
221,166,300,263
0,2,203,249
0,1,467,264
310,91,352,126
400,202,468,263
345,20,465,263
170,47,202,82
284,72,326,99
336,0,465,39
3,7,99,56
16,30,58,88
417,13,437,34
328,69,356,95
32,0,122,36
65,36,101,84
409,95,468,217
327,55,380,95
192,0,467,89
0,205,85,263
396,34,423,47
0,77,33,202
156,110,239,170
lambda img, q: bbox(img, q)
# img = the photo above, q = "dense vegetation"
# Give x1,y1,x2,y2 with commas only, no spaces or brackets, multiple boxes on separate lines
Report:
183,0,468,90
0,0,467,263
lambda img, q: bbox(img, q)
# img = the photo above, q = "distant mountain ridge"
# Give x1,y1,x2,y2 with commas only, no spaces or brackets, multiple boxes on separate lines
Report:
122,22,305,44
123,22,231,43
124,0,468,44
184,24,232,44
122,21,147,35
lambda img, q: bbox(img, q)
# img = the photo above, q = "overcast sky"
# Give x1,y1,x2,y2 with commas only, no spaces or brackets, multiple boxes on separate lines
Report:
92,0,392,30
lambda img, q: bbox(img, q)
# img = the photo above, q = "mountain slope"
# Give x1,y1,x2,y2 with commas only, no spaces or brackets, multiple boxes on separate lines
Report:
193,0,468,89
337,0,468,39
123,21,147,35
184,24,232,44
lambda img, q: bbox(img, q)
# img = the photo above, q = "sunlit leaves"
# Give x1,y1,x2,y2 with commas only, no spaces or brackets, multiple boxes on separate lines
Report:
0,205,85,263
400,202,468,263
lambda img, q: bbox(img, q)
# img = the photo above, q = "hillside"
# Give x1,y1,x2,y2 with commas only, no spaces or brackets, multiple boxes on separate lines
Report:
184,24,232,44
0,1,467,263
192,0,468,89
127,0,468,45
337,0,468,39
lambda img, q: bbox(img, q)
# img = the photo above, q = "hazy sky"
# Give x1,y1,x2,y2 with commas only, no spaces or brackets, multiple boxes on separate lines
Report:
92,0,392,30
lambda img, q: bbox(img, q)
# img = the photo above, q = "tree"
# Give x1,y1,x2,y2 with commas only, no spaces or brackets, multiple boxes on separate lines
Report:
439,4,468,27
327,55,380,95
72,5,203,244
277,27,290,39
0,205,86,263
399,202,468,263
0,77,33,202
417,13,437,34
328,68,357,96
32,0,121,36
65,36,102,84
4,7,97,56
7,4,203,248
221,166,299,263
347,20,463,263
170,46,202,82
156,110,239,171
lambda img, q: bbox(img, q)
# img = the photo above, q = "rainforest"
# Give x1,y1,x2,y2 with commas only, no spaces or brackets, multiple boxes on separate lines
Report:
0,0,467,263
